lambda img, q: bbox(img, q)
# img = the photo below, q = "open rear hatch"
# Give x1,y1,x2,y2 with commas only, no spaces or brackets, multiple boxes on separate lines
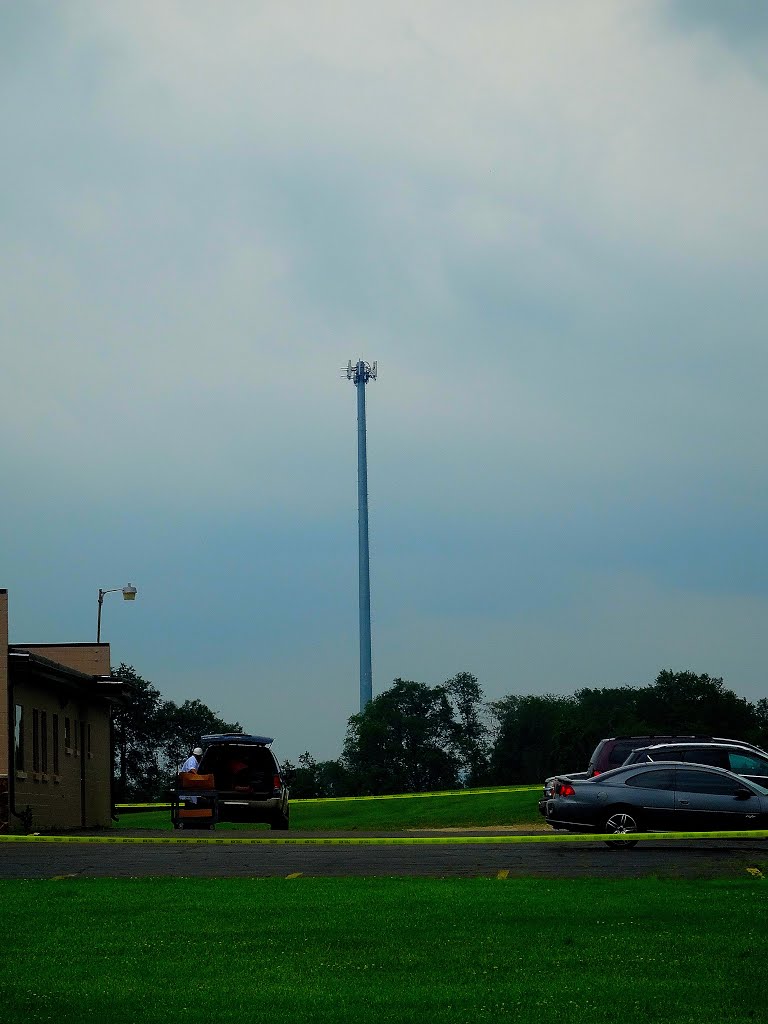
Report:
198,735,277,799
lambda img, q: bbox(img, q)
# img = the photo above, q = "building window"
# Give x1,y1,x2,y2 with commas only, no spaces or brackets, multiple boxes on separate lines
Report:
87,723,92,758
32,710,40,772
64,717,71,751
14,705,24,771
41,711,48,773
74,721,79,755
53,714,60,774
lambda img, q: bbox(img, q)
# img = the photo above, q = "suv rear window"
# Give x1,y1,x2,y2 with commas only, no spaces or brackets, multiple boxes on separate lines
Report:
605,741,641,768
590,740,640,771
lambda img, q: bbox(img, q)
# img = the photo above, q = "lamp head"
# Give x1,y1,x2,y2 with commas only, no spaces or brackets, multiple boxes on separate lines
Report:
122,585,137,601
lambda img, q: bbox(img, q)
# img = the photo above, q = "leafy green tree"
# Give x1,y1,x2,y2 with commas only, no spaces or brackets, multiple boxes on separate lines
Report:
342,678,461,794
158,699,241,774
568,686,647,761
112,664,166,800
489,693,577,783
313,758,351,797
444,671,490,784
282,752,320,798
637,670,760,739
755,698,768,751
283,754,351,798
488,670,765,785
111,664,240,800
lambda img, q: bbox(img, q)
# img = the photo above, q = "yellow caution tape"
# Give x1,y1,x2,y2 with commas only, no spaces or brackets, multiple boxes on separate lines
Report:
1,830,767,846
115,804,172,809
114,785,541,810
293,785,542,804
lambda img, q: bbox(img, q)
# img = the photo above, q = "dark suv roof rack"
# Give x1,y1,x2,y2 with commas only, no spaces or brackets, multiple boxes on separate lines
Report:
201,734,274,745
637,739,768,754
606,734,718,741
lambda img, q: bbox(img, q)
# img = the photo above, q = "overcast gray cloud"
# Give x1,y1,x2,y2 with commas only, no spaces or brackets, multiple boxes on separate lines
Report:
2,1,767,760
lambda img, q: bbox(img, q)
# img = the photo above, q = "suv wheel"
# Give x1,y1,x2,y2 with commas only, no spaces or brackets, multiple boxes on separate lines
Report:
602,810,640,849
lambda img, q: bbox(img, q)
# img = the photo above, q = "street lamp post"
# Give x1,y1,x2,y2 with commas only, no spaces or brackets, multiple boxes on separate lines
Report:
97,584,138,643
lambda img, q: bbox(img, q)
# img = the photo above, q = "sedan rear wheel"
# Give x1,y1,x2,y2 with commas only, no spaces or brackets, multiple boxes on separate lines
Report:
602,810,640,849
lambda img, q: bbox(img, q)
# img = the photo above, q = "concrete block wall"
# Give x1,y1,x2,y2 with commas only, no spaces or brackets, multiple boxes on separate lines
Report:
12,676,113,830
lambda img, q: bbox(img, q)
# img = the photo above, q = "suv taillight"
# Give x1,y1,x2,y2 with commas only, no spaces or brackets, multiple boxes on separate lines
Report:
273,774,281,791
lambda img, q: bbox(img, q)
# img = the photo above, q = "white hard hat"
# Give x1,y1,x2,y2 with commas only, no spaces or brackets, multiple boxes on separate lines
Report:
193,747,203,757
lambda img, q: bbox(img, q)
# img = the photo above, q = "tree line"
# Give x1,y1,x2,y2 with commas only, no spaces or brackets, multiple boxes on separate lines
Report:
112,664,241,800
285,669,768,797
113,663,768,800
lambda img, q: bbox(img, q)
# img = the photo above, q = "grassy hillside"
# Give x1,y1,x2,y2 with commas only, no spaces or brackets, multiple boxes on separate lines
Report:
116,787,543,831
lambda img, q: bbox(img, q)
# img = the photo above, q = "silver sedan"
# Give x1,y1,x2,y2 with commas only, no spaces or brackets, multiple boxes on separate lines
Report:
545,761,768,847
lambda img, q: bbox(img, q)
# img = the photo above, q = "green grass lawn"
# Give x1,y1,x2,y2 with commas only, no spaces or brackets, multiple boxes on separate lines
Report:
2,876,765,1024
116,788,543,831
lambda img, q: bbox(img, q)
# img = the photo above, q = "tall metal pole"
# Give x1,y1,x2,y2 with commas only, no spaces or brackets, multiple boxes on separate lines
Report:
344,359,377,710
356,364,372,711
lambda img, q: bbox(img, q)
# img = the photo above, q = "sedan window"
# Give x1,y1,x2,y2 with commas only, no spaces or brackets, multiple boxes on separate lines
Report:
624,769,675,791
675,769,749,795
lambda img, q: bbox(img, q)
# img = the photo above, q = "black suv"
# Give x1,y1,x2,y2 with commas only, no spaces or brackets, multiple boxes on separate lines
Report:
197,734,290,830
622,741,768,789
585,735,742,776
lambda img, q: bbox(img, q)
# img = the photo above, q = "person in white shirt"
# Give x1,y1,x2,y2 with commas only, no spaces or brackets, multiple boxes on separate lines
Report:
181,747,203,773
179,746,204,805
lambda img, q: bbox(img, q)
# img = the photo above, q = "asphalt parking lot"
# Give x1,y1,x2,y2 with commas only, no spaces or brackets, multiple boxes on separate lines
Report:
1,830,766,879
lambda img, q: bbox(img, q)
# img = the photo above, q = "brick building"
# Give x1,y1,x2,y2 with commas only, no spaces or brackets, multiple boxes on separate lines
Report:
0,589,131,832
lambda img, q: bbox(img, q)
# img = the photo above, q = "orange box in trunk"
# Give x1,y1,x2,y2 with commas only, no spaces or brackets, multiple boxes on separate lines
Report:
178,772,215,789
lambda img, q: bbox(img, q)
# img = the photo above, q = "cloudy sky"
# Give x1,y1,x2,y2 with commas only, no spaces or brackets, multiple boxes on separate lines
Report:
3,1,767,761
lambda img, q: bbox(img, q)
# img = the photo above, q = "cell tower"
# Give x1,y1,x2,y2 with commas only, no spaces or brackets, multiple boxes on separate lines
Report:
342,359,377,710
